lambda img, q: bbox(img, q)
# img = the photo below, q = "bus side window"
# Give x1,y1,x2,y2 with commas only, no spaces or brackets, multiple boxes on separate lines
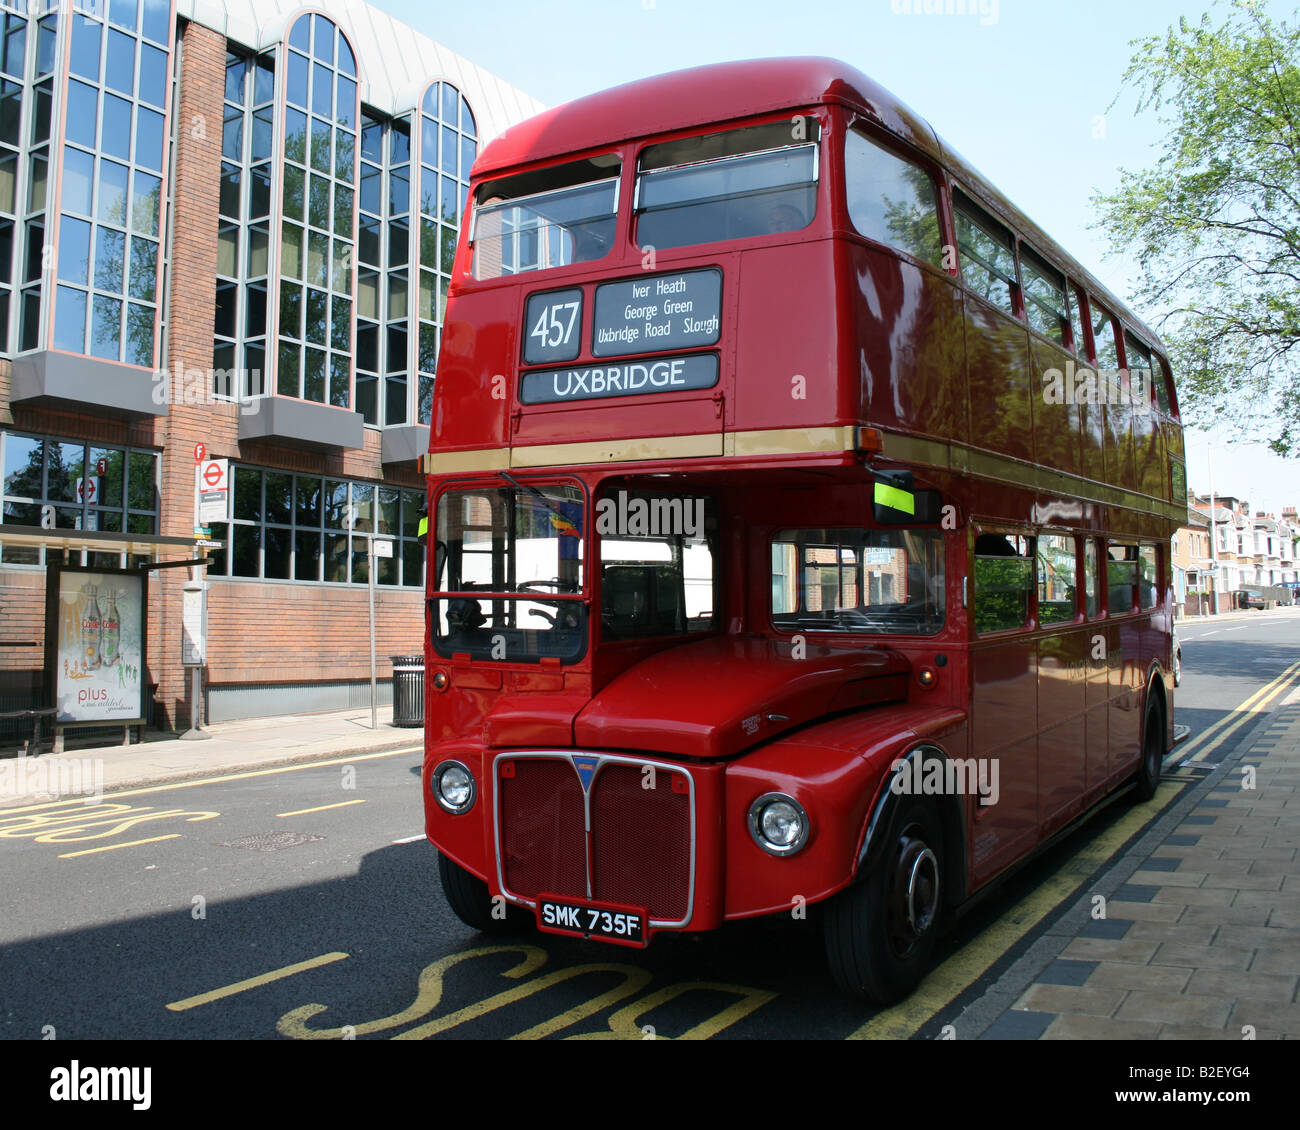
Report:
843,128,945,268
1153,354,1174,415
1068,283,1088,358
1124,332,1154,409
1091,301,1120,372
1107,542,1138,614
1085,538,1101,618
1036,533,1077,624
1021,247,1069,347
974,531,1033,634
1138,544,1158,610
955,192,1018,317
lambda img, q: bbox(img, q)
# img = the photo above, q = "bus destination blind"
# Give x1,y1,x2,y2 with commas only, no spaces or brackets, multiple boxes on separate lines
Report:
591,268,721,356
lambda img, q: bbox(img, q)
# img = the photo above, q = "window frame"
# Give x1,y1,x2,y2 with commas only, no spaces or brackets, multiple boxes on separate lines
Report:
953,189,1020,318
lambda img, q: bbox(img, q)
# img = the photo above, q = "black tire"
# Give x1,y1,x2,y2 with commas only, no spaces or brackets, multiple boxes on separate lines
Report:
824,796,943,1004
437,852,531,934
1132,694,1165,802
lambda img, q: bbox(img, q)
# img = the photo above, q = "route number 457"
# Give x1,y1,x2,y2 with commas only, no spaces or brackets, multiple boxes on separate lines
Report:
531,300,579,349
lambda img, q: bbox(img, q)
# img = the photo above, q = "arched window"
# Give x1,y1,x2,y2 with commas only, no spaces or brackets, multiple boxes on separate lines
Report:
52,0,174,366
415,81,475,423
276,12,358,406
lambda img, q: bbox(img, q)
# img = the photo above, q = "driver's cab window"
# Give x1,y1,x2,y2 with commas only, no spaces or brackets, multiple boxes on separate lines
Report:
598,490,717,641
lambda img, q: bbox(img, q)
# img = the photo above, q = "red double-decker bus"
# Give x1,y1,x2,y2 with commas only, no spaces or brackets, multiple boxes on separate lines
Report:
420,58,1185,1002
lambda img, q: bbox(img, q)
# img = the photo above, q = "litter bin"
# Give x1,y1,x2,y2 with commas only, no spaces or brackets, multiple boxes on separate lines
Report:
391,654,425,728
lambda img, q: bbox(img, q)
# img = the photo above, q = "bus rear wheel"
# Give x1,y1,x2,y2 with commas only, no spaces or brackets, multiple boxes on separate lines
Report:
824,797,943,1004
437,852,530,934
1132,696,1165,803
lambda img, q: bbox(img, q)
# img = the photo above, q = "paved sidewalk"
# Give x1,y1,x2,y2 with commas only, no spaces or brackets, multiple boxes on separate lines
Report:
0,706,422,808
953,692,1300,1040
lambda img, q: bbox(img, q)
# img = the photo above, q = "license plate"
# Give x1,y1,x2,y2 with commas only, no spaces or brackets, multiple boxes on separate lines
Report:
536,894,648,947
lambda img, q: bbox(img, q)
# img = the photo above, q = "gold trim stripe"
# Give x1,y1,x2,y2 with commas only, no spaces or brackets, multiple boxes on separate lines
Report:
513,433,722,468
877,433,1187,524
418,426,1184,523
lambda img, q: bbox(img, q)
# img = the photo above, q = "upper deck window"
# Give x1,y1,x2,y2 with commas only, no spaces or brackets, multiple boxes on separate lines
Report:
1124,331,1153,406
1091,301,1120,370
1020,246,1068,346
843,129,943,267
470,157,620,280
635,121,818,251
955,193,1017,316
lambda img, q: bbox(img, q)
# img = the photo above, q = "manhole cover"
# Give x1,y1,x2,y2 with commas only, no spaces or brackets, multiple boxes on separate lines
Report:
217,831,325,853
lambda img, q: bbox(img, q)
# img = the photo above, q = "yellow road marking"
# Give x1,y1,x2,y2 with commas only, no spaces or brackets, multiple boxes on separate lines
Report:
166,952,350,1012
58,834,181,859
1181,660,1300,763
276,800,367,818
0,747,420,815
846,776,1187,1040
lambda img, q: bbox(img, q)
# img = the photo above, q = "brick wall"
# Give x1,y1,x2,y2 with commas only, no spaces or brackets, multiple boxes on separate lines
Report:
206,580,422,684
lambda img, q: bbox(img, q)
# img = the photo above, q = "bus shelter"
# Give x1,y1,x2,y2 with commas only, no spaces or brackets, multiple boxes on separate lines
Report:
0,525,221,752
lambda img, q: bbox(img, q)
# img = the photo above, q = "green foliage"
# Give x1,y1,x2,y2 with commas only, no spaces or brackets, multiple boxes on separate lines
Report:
974,556,1031,633
1092,1,1300,454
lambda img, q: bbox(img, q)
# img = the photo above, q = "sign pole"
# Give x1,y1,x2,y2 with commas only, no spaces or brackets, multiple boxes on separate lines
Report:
368,535,377,730
179,573,210,741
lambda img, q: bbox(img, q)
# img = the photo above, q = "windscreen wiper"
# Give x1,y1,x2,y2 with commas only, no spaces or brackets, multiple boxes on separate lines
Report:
499,472,564,519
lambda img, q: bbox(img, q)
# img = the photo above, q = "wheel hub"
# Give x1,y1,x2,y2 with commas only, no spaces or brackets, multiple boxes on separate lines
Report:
887,830,939,957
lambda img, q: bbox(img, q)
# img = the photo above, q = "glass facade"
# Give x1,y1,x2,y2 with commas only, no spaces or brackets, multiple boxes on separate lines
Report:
56,0,171,366
208,464,424,587
276,12,357,407
0,428,159,562
214,47,274,399
355,109,411,425
0,5,480,436
416,81,475,425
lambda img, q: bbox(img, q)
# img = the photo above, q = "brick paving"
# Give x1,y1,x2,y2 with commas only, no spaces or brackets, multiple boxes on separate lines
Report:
966,699,1300,1040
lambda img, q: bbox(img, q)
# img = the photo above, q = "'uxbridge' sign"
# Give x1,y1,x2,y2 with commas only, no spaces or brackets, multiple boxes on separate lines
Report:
519,354,719,405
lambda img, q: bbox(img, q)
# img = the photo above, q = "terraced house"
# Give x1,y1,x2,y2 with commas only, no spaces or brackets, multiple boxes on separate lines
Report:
0,0,540,730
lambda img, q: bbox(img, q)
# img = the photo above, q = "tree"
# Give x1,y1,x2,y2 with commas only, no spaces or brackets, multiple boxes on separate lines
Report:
1092,1,1300,454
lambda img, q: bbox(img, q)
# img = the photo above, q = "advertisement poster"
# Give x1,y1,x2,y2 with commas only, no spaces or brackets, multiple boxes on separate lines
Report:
51,569,146,724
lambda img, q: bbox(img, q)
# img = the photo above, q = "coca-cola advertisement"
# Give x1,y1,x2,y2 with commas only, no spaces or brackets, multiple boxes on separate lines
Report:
49,569,146,723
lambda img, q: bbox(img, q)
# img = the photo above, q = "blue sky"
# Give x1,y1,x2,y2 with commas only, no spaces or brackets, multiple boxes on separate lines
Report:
374,0,1299,514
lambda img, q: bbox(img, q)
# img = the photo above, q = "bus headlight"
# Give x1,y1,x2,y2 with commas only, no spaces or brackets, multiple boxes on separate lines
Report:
748,793,809,856
432,761,476,814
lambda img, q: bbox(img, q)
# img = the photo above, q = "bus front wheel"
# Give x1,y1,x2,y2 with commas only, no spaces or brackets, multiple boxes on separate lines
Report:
824,797,943,1004
437,852,530,934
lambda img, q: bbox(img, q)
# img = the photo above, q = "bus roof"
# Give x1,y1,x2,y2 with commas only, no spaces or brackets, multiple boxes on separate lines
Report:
474,57,1165,355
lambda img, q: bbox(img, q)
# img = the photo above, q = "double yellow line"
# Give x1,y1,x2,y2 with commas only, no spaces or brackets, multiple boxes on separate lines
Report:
1181,659,1300,765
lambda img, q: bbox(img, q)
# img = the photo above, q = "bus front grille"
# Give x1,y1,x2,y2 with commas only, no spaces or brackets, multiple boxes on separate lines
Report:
496,754,694,925
591,763,691,921
500,758,587,902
